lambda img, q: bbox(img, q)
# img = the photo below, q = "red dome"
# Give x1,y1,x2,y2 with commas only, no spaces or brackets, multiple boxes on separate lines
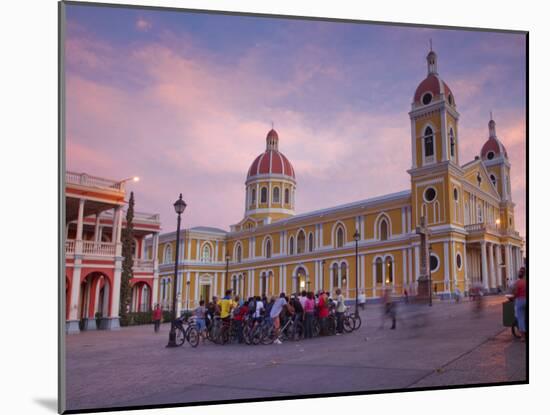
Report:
414,74,454,105
481,119,508,159
481,137,508,160
247,150,295,180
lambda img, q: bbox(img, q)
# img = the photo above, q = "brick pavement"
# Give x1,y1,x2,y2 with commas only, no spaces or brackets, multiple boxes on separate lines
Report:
64,295,526,411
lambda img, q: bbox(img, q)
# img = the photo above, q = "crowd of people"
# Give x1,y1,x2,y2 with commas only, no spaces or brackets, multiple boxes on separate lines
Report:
187,288,352,344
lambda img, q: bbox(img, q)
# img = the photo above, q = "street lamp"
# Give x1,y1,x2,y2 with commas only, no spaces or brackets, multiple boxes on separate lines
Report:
167,193,186,348
353,229,360,316
428,243,433,307
225,254,230,291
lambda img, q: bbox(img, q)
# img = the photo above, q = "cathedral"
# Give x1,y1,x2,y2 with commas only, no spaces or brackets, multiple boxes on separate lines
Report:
146,49,524,314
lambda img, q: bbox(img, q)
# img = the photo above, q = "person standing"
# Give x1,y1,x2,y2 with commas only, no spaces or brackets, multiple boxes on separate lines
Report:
358,291,366,311
152,304,162,333
193,300,207,341
270,293,288,344
512,267,527,342
335,288,346,335
318,291,330,335
381,288,396,330
304,292,315,338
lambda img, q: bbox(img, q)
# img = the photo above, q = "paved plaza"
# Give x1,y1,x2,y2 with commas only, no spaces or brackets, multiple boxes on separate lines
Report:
65,295,526,411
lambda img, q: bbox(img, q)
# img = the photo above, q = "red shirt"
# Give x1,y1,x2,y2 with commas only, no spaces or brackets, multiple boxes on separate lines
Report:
234,305,248,321
514,279,526,299
153,308,162,320
318,295,329,318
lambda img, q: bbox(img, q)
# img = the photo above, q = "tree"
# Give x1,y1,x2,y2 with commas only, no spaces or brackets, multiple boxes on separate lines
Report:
120,191,135,319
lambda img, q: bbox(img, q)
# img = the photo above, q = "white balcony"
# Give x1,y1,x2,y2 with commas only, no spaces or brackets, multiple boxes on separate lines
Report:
66,171,124,191
65,239,118,257
133,258,155,273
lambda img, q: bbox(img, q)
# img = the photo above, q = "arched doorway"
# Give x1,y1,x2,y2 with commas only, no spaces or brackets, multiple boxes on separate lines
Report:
79,272,111,331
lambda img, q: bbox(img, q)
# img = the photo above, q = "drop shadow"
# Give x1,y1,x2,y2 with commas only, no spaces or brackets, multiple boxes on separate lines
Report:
34,398,57,413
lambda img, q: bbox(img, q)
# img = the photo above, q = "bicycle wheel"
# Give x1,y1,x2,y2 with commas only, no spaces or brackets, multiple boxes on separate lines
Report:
251,325,263,345
352,314,362,330
343,316,354,333
261,324,276,345
243,323,252,345
175,328,185,346
187,327,200,348
291,321,304,341
312,319,320,337
327,316,336,335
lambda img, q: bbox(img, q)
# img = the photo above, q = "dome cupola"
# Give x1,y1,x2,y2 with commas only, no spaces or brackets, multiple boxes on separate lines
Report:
243,128,296,225
413,48,455,108
481,115,508,160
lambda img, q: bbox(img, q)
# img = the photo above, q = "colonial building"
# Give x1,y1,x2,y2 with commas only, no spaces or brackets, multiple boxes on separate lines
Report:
144,49,523,314
65,172,161,333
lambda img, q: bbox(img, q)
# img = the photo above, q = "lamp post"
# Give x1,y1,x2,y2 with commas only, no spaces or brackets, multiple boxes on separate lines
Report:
167,194,186,348
353,230,360,316
428,243,433,307
225,254,230,292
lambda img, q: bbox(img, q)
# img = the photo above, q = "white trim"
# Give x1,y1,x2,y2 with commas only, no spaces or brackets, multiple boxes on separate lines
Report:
430,251,441,274
331,220,347,248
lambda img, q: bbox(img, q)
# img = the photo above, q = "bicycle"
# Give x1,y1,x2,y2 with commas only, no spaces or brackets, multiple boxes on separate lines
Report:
174,317,200,348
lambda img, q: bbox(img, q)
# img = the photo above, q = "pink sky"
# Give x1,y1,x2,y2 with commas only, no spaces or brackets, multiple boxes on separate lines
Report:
65,7,526,239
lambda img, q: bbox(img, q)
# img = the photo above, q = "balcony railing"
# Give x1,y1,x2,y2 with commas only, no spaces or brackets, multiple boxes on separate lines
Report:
465,223,519,237
65,239,117,257
66,171,124,191
133,258,155,272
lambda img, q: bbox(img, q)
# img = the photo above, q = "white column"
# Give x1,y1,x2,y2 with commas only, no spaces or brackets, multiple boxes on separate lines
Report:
463,243,469,292
505,244,513,285
94,214,101,242
495,244,503,288
255,183,259,208
443,241,450,292
152,233,160,306
68,264,82,323
407,248,413,290
401,208,406,235
361,254,366,291
480,241,489,290
414,246,420,281
402,249,407,291
411,118,417,168
319,225,324,249
196,239,200,261
372,261,376,297
488,243,496,290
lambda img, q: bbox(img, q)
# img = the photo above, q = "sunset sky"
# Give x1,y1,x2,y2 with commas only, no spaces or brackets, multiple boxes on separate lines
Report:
65,4,527,237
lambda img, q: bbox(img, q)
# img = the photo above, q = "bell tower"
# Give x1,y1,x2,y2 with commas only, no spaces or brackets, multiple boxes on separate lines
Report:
408,48,464,230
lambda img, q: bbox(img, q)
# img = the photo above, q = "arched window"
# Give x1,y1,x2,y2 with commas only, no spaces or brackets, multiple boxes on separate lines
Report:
379,219,388,240
272,187,280,203
308,232,314,252
449,128,455,158
284,188,290,204
424,127,434,158
332,263,339,290
297,230,306,254
265,238,272,259
164,244,172,264
260,187,268,204
260,272,267,296
375,258,383,284
201,244,212,262
477,204,483,223
336,226,344,248
490,174,497,187
251,188,256,205
236,244,242,263
341,262,348,291
385,257,393,284
296,267,306,293
289,236,294,255
421,203,427,220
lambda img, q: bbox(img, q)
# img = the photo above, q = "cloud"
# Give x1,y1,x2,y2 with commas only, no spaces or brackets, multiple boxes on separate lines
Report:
65,19,526,239
135,18,152,32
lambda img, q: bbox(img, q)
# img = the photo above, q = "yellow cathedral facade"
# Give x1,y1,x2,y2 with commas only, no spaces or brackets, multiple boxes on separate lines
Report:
145,49,524,313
